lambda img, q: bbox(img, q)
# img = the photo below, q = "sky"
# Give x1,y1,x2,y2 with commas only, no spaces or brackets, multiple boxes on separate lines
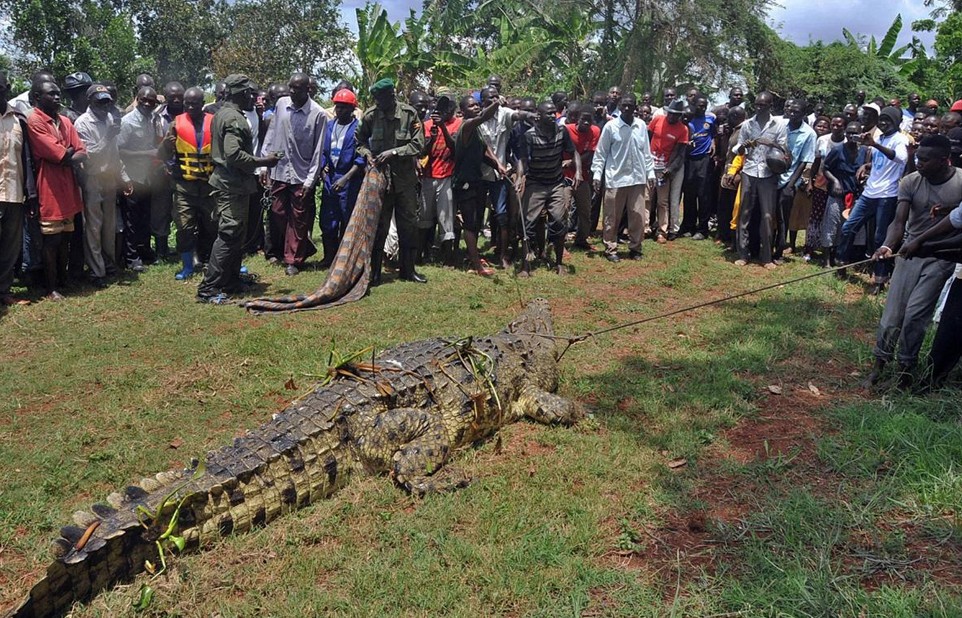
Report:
772,0,935,49
339,0,937,49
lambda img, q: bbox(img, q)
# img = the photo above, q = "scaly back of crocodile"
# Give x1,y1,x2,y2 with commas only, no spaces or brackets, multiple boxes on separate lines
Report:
9,299,572,618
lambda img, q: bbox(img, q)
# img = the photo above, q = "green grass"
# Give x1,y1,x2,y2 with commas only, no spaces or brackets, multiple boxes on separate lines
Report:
1,234,960,616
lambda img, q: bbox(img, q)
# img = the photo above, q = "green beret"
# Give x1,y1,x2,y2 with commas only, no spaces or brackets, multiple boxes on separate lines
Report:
224,74,255,95
370,78,395,94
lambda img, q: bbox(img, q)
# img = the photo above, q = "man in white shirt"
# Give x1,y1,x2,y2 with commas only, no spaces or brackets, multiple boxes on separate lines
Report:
837,106,909,292
732,91,789,269
591,94,655,262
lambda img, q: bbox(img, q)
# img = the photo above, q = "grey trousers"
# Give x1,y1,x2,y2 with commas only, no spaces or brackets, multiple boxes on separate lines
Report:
0,202,24,294
874,256,955,367
738,173,778,264
82,174,118,278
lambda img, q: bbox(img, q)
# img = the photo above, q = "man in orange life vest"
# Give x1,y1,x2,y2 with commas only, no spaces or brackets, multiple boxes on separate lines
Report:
159,86,217,280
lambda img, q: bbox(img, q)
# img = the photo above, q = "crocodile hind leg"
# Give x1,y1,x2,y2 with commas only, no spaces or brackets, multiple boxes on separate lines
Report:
356,407,469,495
515,384,584,426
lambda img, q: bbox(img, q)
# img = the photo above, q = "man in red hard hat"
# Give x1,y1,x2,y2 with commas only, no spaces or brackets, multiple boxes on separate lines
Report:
318,86,365,266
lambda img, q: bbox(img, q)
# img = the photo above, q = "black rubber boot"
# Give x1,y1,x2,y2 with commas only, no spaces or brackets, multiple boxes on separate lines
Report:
400,248,427,283
370,250,383,287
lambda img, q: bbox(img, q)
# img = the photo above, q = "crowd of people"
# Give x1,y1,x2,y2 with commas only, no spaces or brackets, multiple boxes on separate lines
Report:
1,68,961,388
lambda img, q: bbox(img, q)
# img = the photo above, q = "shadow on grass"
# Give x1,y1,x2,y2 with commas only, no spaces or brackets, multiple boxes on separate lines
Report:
565,291,962,615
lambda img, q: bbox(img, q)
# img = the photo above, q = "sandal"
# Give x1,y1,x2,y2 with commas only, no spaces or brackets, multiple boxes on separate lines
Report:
469,266,495,277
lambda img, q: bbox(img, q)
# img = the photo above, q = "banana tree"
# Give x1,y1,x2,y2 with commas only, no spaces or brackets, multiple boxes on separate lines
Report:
355,3,404,97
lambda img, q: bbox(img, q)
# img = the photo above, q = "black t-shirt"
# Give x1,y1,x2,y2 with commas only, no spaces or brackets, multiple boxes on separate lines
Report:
453,126,486,185
520,123,575,185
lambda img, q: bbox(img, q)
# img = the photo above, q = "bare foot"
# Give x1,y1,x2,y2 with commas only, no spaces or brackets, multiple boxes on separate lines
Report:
555,265,565,275
518,270,531,278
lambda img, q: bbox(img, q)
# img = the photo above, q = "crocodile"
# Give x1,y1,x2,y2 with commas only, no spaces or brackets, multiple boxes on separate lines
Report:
10,299,583,618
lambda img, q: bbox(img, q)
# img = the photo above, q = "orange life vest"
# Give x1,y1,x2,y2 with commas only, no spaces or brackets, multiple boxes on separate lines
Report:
174,113,213,181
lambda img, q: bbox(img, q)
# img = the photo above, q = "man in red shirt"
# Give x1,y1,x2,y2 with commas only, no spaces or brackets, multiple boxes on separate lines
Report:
26,81,87,300
562,102,600,249
648,99,689,242
419,94,461,264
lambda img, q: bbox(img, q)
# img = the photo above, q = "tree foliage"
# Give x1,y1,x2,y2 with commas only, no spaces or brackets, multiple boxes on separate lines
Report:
210,0,353,91
2,0,151,94
130,0,229,88
1,0,351,95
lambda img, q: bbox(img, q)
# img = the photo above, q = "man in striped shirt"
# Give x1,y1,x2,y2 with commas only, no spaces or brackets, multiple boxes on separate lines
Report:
515,100,580,276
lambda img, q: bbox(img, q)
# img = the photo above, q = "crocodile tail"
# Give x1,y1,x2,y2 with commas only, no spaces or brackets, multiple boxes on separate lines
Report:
10,476,188,618
12,410,350,618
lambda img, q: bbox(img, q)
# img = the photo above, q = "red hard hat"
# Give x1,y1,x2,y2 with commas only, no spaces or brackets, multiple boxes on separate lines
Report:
951,99,962,113
333,89,357,107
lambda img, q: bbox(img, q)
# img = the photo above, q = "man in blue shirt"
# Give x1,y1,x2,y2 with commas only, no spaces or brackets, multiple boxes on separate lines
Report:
776,98,816,259
680,93,716,239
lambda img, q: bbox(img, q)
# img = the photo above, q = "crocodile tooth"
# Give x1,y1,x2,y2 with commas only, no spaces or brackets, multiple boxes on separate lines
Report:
59,525,87,546
50,538,72,559
91,503,117,519
124,486,149,502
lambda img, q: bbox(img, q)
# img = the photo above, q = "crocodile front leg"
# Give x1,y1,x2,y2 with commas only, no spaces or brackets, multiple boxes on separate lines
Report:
354,407,469,495
513,384,584,426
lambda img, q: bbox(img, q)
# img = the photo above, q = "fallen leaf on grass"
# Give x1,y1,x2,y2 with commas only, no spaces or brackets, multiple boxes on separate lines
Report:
667,458,687,469
284,377,297,390
168,438,185,450
767,385,783,395
808,382,821,396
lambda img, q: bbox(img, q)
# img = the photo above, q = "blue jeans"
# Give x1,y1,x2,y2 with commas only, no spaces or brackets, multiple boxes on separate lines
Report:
483,179,508,227
837,194,897,280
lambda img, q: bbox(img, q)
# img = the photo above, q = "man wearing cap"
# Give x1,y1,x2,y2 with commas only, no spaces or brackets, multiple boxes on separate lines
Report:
732,91,789,268
860,103,881,140
420,93,461,264
648,99,689,242
837,106,908,293
75,84,132,287
25,80,87,300
196,75,281,304
61,71,94,280
319,87,364,266
62,72,93,123
356,77,427,285
260,72,327,277
0,70,37,306
157,86,217,280
862,134,962,389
